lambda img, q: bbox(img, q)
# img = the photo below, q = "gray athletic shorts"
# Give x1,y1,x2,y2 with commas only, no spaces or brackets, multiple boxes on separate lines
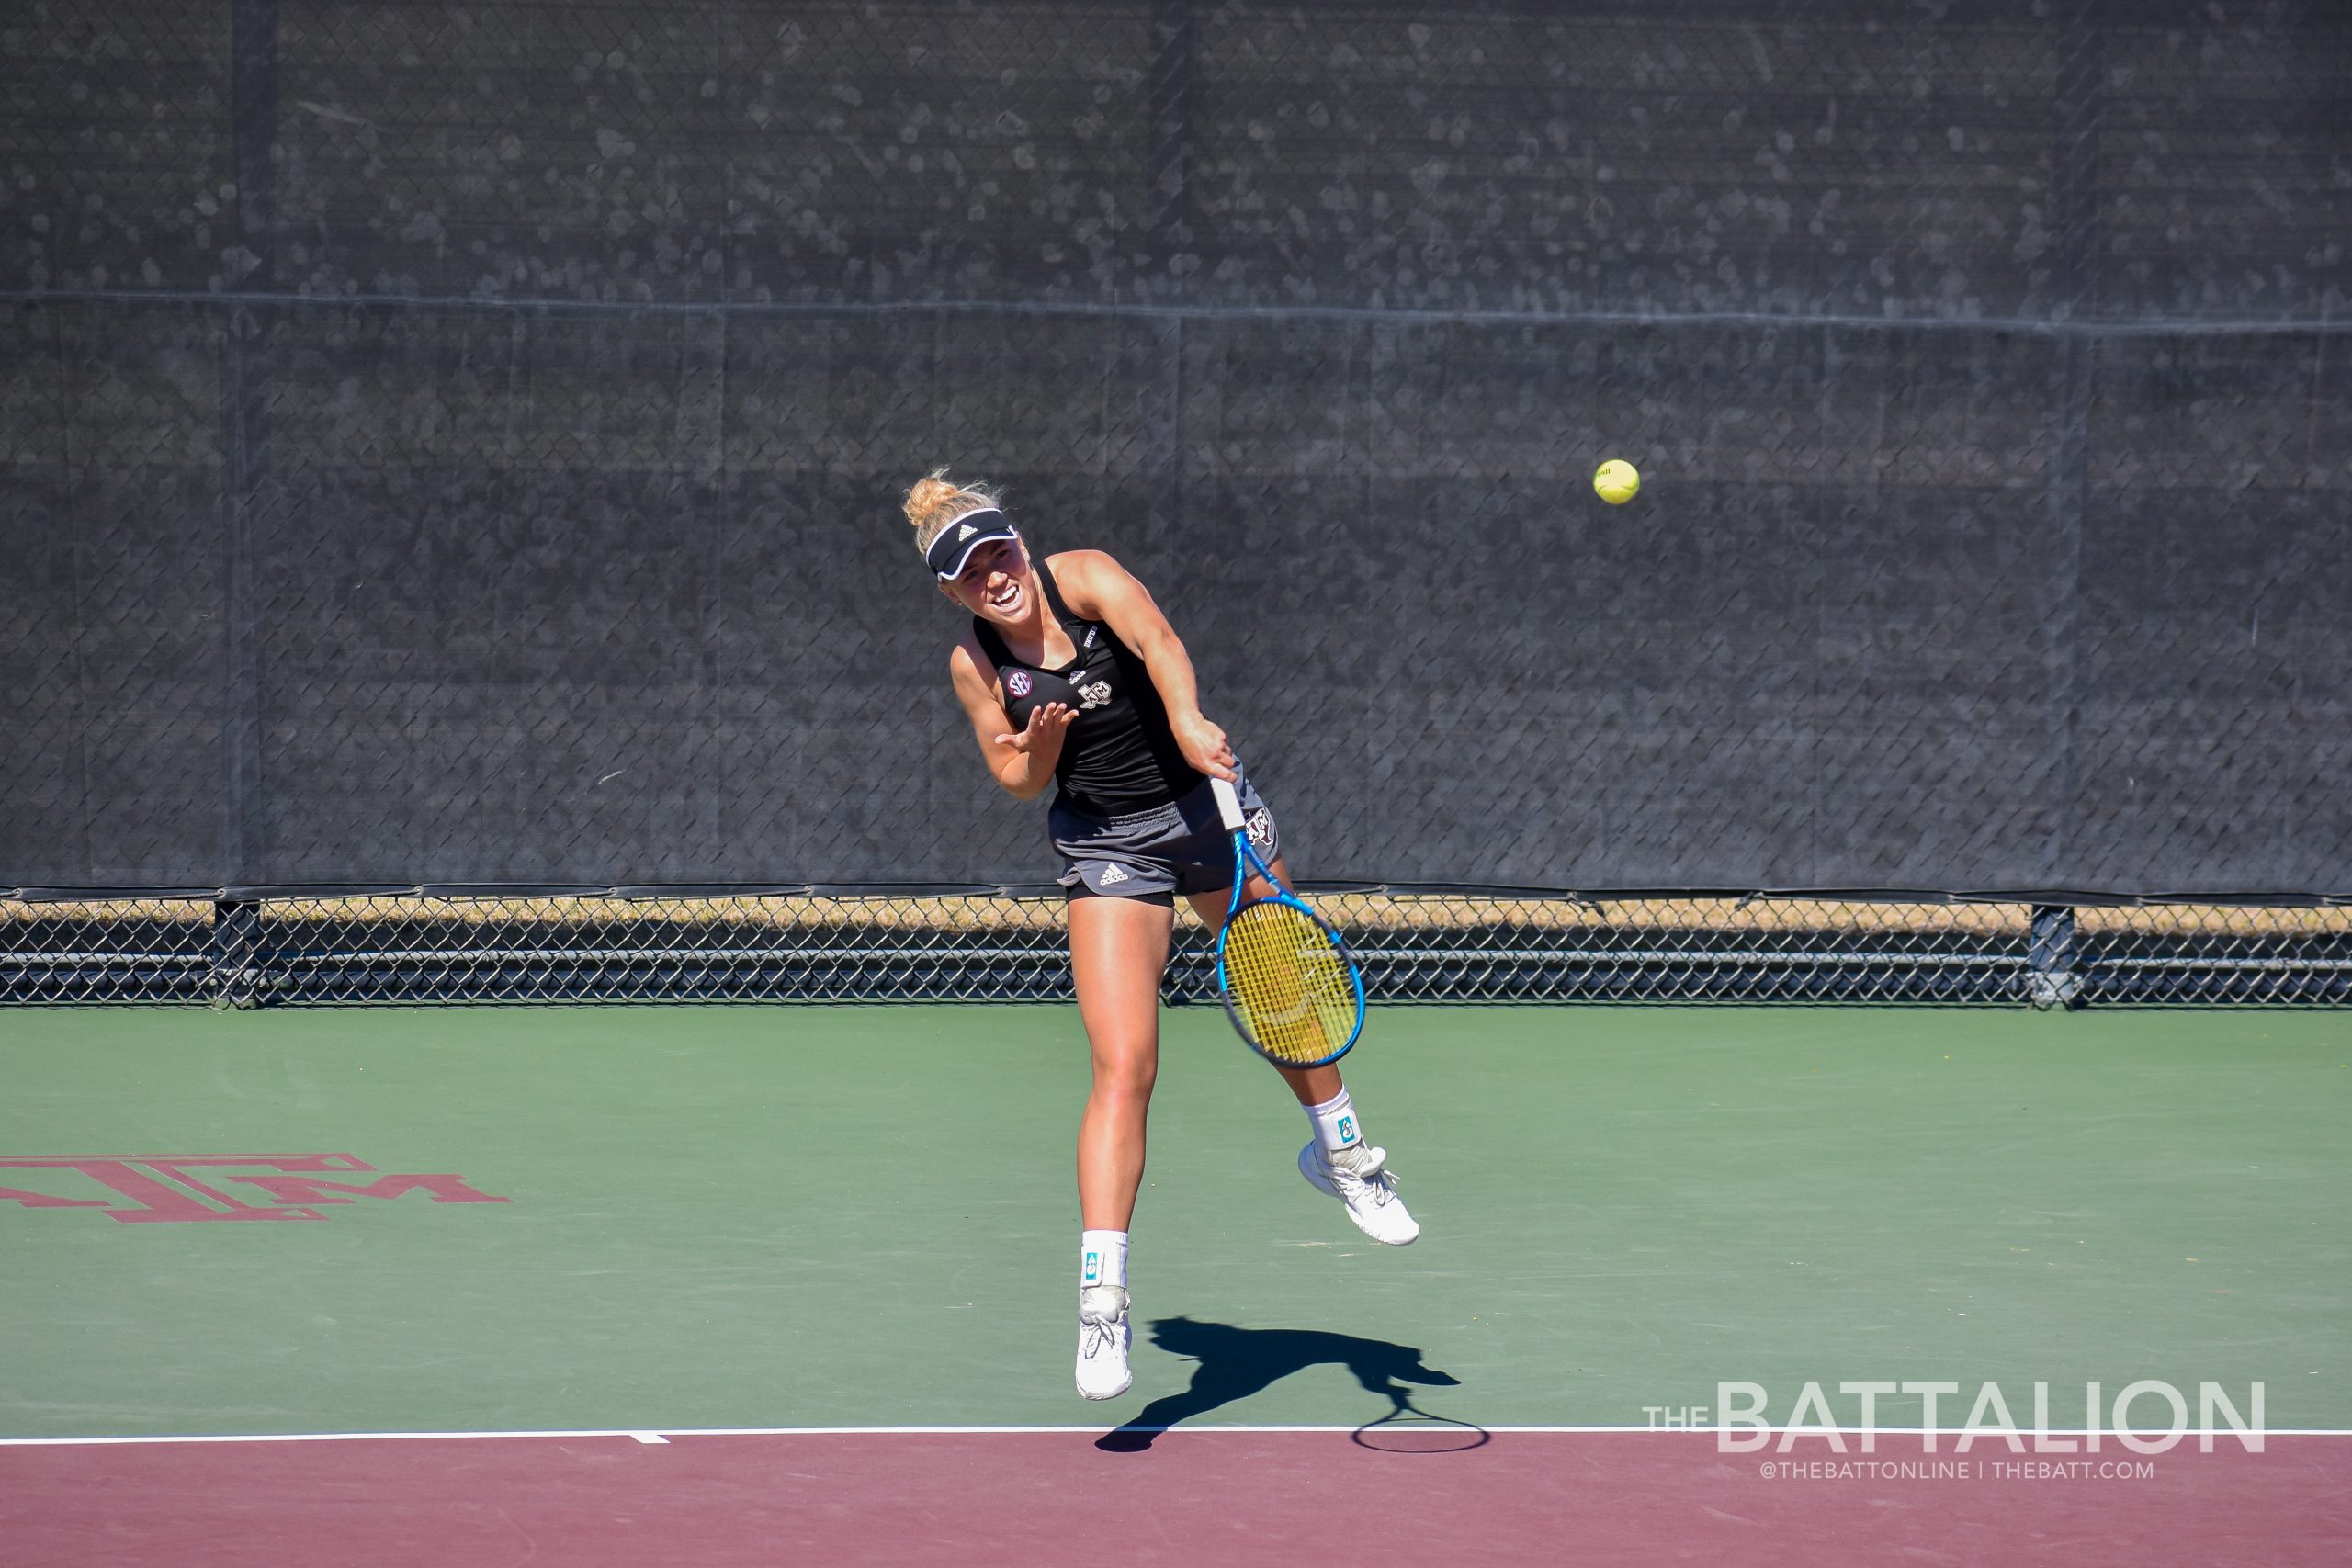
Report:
1049,773,1281,906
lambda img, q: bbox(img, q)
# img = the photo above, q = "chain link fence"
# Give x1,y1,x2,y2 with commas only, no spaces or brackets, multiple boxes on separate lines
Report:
6,890,2346,1007
5,3,2347,1005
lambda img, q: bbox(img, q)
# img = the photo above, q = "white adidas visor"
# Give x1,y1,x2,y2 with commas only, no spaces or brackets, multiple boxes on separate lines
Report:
926,508,1020,580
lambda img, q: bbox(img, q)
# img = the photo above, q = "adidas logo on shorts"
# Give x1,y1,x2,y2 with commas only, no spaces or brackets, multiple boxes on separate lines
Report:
1099,864,1131,886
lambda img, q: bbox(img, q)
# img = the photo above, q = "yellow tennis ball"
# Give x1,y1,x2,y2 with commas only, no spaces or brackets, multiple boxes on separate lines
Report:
1593,459,1640,505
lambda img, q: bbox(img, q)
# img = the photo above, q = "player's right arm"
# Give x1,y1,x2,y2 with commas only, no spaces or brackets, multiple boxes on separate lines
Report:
950,634,1074,800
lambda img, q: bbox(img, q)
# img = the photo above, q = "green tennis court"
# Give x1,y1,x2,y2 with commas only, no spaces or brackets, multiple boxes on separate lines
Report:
6,1003,2347,1562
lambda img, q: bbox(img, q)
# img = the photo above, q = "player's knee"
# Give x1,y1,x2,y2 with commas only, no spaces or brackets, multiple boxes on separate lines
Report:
1089,1051,1158,1101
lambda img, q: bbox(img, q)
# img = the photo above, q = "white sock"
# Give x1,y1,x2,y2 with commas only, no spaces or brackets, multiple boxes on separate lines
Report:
1080,1229,1129,1292
1305,1089,1364,1156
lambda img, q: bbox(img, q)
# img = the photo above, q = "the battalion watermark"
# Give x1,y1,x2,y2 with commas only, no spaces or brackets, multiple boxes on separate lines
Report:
1754,1458,2159,1483
1637,1379,2265,1471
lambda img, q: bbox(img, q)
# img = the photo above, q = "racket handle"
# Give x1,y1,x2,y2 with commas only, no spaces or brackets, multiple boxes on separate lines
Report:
1208,776,1247,832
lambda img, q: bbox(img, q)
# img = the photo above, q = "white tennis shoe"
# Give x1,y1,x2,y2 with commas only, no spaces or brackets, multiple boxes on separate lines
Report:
1075,1285,1133,1400
1299,1142,1419,1246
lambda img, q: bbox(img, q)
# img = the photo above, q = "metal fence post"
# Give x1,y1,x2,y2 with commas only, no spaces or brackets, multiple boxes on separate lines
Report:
210,897,262,1009
221,0,279,895
2027,904,2081,1010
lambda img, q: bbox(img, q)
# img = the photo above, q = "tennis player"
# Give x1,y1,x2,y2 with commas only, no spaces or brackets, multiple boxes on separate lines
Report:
906,471,1419,1402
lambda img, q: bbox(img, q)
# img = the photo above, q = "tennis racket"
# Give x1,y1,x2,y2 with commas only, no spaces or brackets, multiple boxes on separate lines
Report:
1207,775,1364,1067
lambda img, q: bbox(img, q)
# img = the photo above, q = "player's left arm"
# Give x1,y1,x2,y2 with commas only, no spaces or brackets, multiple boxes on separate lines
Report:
1054,549,1237,782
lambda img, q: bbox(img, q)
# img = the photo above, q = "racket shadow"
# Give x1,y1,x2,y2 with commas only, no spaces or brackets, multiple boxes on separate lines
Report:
1350,1396,1493,1454
1095,1317,1479,1454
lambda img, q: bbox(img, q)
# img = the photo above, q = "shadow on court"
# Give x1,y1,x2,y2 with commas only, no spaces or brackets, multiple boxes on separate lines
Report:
1096,1317,1483,1453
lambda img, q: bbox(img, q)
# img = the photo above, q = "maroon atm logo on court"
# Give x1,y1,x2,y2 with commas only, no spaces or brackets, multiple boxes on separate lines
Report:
0,1154,510,1224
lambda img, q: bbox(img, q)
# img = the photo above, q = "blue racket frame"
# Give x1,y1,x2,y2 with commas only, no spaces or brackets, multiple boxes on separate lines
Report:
1208,776,1366,1067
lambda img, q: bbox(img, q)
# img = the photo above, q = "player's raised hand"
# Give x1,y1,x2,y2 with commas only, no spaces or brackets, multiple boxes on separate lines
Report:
997,701,1076,758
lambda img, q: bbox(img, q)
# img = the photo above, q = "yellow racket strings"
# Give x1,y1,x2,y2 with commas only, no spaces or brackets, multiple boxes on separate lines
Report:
1219,900,1357,1065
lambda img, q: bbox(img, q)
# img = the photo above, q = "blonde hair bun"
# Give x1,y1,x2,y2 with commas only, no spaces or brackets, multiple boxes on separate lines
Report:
902,468,1002,554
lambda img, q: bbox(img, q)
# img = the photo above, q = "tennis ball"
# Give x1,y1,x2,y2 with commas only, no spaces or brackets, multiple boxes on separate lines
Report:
1593,459,1640,505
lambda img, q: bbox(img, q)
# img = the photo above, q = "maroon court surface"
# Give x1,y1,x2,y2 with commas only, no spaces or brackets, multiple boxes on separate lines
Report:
6,1430,2347,1567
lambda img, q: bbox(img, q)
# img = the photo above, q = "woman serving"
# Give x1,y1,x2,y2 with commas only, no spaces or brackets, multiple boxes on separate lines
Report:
908,471,1419,1402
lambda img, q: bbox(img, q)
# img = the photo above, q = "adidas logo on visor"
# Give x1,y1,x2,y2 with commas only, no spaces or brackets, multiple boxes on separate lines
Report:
958,522,978,540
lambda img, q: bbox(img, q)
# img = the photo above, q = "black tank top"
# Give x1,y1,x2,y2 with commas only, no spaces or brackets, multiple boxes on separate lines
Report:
972,559,1200,815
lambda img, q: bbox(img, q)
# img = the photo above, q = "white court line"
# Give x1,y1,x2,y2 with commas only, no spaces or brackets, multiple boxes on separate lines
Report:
3,1425,2347,1448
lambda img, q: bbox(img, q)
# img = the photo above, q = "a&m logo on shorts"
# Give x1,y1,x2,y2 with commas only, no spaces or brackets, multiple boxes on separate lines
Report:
1246,808,1274,847
1007,671,1033,698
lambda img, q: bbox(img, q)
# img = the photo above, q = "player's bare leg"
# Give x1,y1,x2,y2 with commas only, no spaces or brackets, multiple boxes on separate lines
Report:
1066,893,1173,1398
1069,894,1171,1230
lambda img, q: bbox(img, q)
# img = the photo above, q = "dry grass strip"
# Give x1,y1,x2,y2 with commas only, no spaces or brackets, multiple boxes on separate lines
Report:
6,896,2345,939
